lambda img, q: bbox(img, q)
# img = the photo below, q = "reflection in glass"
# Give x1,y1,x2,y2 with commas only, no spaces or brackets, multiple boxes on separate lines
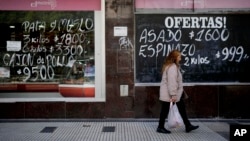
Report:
60,58,95,85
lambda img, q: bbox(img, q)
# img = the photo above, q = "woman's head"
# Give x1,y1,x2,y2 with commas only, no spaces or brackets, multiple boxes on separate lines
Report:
161,50,181,73
167,50,181,64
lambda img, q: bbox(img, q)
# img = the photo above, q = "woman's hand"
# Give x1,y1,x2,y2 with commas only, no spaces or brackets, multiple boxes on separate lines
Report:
171,95,177,102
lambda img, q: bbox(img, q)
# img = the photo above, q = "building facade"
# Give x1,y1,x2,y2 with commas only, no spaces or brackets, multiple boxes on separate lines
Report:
0,0,250,119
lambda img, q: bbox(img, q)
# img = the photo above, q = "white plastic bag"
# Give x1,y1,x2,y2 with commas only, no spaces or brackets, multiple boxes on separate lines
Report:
167,102,184,128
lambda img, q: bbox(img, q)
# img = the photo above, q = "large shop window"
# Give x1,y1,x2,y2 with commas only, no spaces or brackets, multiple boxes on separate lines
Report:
0,11,105,102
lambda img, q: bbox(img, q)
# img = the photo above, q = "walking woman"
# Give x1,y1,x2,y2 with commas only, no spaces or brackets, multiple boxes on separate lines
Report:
157,50,199,134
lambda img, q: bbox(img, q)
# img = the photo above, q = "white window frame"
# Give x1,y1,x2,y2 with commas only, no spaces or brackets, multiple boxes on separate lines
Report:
0,1,105,103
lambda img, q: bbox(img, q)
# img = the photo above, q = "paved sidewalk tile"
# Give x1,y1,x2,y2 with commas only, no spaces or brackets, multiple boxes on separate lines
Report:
0,121,228,141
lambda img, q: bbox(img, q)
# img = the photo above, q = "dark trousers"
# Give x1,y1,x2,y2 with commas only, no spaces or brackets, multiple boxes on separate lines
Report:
158,99,191,128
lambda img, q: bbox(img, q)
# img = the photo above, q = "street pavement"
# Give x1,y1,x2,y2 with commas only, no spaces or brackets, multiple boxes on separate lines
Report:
0,118,248,141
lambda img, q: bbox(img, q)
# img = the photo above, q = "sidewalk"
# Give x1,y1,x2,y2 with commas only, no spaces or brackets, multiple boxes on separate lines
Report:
0,118,244,141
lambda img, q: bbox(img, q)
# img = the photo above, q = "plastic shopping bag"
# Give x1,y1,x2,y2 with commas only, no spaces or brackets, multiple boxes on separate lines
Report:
167,102,184,128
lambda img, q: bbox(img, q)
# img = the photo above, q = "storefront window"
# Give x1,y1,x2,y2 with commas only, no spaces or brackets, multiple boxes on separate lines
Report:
0,11,95,97
0,0,105,102
0,11,95,91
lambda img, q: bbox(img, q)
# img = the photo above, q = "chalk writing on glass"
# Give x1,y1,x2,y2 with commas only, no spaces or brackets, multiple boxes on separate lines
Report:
2,17,94,82
137,16,249,67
